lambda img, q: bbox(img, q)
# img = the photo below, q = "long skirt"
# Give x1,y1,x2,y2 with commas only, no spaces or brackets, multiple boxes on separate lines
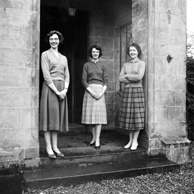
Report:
81,84,107,124
119,87,145,130
39,80,69,132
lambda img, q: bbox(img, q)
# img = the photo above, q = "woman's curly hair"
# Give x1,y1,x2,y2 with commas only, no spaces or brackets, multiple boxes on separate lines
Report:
45,30,64,43
127,43,142,58
89,45,103,58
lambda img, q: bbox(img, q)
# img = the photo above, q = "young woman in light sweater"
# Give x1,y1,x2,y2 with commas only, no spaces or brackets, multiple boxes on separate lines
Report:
40,30,70,159
119,43,145,150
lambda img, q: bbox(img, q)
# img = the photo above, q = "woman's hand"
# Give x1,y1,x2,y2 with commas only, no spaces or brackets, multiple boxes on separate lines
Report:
97,92,104,100
59,89,67,100
86,87,99,100
90,90,99,100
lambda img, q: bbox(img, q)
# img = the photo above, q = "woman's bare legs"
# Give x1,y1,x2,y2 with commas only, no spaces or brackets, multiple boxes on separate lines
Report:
52,131,61,153
124,130,140,150
90,125,96,144
95,124,101,147
124,131,133,148
44,131,54,155
130,130,140,150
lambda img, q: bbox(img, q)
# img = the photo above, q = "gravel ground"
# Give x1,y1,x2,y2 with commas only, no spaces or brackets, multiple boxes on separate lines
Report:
26,164,193,194
26,142,194,194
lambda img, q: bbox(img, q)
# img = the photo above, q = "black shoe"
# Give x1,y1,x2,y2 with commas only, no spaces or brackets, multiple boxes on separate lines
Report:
45,149,56,159
53,150,65,158
95,145,101,149
89,142,95,146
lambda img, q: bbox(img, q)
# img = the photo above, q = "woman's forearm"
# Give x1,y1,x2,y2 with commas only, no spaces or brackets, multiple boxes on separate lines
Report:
48,82,60,95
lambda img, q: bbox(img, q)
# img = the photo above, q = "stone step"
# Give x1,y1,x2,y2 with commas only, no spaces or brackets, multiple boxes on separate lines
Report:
24,155,180,189
39,131,147,168
39,146,147,168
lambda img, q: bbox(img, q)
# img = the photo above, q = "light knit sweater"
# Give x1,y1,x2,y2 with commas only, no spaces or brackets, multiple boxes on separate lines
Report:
41,49,70,85
119,58,145,88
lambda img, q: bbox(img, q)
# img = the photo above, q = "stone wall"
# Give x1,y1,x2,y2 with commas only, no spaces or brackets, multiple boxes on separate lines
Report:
0,0,40,166
147,0,188,162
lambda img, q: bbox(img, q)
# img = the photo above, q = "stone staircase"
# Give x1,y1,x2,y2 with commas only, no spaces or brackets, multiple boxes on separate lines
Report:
24,129,180,189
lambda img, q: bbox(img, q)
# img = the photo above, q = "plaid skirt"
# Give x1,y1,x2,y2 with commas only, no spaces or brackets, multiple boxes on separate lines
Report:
119,87,145,130
39,80,69,132
81,84,107,124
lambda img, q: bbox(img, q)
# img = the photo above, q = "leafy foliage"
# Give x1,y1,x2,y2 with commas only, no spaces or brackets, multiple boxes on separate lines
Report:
186,33,194,140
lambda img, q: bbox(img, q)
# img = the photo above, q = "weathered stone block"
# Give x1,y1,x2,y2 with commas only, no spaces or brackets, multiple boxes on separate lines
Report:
24,158,39,168
155,74,185,91
105,91,114,104
0,109,22,129
149,139,162,149
0,128,36,148
161,137,191,164
0,48,32,68
0,148,24,162
155,90,176,107
0,67,23,87
101,38,114,52
107,81,115,92
0,0,39,11
149,148,161,156
154,0,186,16
175,91,186,106
90,26,114,38
0,28,32,49
103,59,114,72
155,56,177,74
31,88,39,108
0,8,32,29
24,148,39,159
89,36,102,46
22,108,39,129
0,88,31,107
176,59,186,75
151,123,186,139
23,68,39,88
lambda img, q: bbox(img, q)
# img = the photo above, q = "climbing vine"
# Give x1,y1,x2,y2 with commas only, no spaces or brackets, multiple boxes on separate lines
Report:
186,33,194,140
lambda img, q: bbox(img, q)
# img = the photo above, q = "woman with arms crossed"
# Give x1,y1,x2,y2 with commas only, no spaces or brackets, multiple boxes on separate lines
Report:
40,30,70,159
119,43,145,150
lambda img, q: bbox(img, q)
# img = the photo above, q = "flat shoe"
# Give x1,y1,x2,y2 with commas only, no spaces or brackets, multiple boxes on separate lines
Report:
48,153,57,159
95,145,101,149
89,142,95,146
45,149,56,159
130,143,138,150
53,151,64,158
124,143,132,149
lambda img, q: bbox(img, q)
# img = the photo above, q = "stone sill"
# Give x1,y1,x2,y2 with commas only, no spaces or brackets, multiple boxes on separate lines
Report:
161,137,191,147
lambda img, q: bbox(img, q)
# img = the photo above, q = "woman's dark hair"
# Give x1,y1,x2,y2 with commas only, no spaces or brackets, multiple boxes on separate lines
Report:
127,43,142,58
89,45,103,58
45,30,64,43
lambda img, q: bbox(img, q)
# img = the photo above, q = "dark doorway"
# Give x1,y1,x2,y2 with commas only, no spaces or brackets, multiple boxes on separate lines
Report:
40,4,88,123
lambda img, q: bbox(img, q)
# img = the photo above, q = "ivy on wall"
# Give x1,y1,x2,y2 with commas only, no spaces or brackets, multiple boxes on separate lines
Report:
186,33,194,141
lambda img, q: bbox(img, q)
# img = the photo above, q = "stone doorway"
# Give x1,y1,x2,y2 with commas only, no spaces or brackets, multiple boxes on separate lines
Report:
39,0,148,158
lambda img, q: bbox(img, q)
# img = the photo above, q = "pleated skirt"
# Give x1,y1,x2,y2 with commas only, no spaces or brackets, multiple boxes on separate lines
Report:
81,84,107,124
39,80,69,132
119,87,145,130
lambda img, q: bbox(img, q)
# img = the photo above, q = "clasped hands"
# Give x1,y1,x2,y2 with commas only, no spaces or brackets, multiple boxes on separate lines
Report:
90,91,104,100
56,89,67,100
